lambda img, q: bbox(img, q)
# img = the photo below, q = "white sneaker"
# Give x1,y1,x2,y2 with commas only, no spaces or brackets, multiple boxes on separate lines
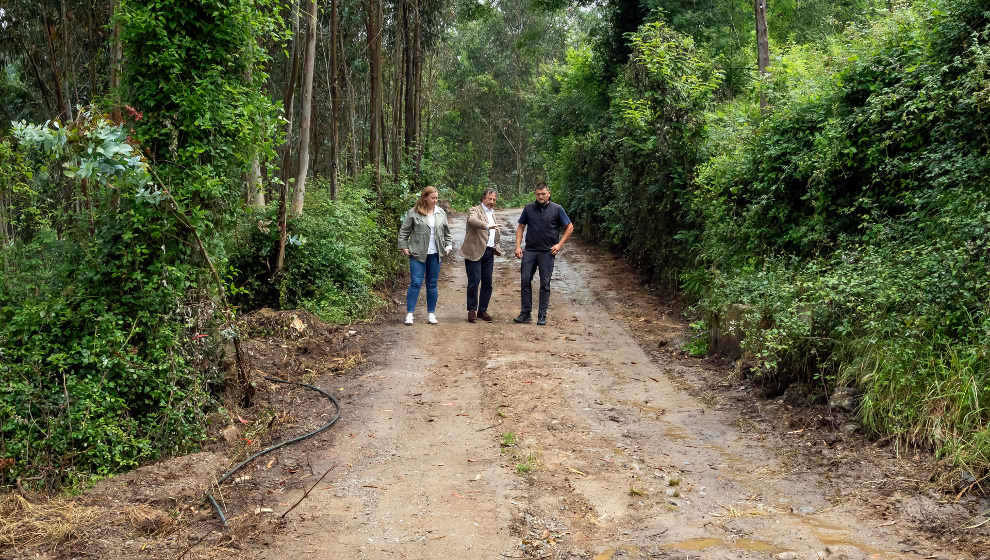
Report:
427,313,438,324
404,312,414,325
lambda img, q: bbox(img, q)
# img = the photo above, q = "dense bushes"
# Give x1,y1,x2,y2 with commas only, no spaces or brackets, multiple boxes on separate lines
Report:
536,22,720,288
537,0,990,469
689,3,990,467
1,115,216,488
228,178,409,323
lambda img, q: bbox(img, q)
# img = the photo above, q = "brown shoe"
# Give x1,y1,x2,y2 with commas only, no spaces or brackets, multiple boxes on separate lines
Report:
468,310,477,323
477,311,493,322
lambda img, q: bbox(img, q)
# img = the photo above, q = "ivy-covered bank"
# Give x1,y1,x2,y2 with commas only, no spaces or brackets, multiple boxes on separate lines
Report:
534,0,990,471
0,0,406,489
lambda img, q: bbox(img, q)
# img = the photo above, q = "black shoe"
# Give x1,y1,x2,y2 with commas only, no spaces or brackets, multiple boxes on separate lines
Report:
537,315,547,326
513,313,531,323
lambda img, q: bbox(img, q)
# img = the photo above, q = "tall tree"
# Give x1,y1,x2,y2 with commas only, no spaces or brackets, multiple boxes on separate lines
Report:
279,0,302,188
329,0,341,200
110,0,122,122
367,0,383,194
391,0,406,180
292,0,318,216
754,0,770,109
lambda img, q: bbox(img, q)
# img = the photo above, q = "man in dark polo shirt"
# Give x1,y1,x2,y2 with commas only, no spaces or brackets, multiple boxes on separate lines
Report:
513,182,574,326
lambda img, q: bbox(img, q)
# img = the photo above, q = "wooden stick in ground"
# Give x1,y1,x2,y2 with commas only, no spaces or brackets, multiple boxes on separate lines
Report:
281,464,336,519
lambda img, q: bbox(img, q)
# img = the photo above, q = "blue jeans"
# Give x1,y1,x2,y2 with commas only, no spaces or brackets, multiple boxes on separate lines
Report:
407,253,440,313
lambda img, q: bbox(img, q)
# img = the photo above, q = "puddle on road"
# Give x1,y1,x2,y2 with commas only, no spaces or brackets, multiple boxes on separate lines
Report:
785,512,846,532
618,400,673,422
661,537,784,554
593,546,640,560
814,532,884,556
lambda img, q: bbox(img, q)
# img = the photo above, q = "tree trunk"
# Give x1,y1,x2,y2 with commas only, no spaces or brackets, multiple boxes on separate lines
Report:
403,0,416,153
276,165,289,274
60,0,73,121
291,0,317,217
42,12,69,120
248,156,265,207
345,62,359,176
754,0,770,110
110,0,123,123
391,0,405,180
329,0,340,200
280,0,302,188
413,9,423,176
367,0,383,196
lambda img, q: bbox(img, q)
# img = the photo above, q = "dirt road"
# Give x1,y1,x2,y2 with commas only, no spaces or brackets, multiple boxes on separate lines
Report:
258,209,968,560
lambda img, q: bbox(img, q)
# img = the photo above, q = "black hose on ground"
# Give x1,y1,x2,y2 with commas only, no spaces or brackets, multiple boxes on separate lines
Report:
206,376,342,527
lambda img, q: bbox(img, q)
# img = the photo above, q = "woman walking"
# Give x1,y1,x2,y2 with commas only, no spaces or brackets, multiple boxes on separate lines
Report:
397,186,452,325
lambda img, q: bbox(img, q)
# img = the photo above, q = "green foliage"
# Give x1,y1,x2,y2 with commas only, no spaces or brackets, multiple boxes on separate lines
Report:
686,0,990,468
282,185,391,324
500,432,517,447
537,0,990,469
427,0,572,199
537,22,720,289
227,173,409,324
0,0,289,489
1,114,217,488
684,321,710,357
118,0,283,215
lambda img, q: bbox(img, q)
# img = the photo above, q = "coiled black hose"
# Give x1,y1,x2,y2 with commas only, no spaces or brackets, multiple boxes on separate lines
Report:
206,376,342,527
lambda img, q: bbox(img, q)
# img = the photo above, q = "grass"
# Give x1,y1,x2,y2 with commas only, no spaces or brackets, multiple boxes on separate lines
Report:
516,455,538,474
0,494,103,548
501,432,517,448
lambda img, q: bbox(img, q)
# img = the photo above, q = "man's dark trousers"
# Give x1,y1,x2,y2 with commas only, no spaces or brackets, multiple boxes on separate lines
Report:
520,250,554,317
465,246,495,312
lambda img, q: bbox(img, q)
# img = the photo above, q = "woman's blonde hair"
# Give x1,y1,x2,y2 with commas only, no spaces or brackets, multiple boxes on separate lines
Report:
414,186,439,215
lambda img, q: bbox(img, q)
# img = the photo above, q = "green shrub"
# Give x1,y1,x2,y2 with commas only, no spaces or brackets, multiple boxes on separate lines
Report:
1,115,218,489
685,0,990,468
536,22,721,289
227,176,409,324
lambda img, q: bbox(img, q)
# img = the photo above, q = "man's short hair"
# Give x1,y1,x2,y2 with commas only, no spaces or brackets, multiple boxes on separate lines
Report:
534,182,549,191
481,188,498,200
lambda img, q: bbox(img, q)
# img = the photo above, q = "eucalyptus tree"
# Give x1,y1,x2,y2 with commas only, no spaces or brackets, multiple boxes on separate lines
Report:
429,0,570,195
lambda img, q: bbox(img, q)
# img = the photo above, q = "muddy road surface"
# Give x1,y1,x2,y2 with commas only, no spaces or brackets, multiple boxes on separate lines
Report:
256,209,972,560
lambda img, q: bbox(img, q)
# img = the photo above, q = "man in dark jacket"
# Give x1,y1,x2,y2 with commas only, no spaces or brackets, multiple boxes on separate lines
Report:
513,182,573,326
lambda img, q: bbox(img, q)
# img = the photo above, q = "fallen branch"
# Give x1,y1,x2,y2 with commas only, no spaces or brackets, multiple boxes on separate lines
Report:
281,464,336,519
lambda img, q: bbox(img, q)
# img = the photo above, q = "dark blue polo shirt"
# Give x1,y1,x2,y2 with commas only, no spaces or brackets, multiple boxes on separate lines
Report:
518,201,571,252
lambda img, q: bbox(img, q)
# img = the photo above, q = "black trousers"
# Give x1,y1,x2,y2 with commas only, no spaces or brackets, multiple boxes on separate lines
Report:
520,250,554,316
465,246,495,312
